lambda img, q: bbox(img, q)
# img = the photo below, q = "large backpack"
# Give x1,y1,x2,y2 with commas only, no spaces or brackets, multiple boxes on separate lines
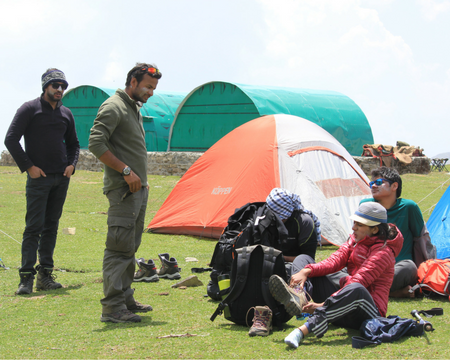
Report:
207,202,288,300
210,244,292,327
411,259,450,300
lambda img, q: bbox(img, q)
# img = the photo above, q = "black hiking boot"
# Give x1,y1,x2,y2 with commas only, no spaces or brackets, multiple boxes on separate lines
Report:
36,267,63,291
157,253,181,280
16,273,34,295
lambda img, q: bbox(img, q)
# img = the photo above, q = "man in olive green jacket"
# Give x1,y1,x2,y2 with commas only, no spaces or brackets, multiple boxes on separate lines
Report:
89,63,161,323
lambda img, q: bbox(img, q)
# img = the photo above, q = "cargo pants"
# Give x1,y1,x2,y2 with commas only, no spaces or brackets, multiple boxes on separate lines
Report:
100,185,148,314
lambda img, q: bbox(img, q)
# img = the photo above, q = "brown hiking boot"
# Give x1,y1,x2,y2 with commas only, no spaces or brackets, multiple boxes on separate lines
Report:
36,267,63,291
248,306,273,337
100,309,142,323
127,301,153,313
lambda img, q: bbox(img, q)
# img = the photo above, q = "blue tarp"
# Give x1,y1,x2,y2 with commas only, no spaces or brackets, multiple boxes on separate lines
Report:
427,185,450,259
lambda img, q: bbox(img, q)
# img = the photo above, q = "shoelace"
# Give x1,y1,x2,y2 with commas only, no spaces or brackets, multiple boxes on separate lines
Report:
40,273,58,286
291,284,313,303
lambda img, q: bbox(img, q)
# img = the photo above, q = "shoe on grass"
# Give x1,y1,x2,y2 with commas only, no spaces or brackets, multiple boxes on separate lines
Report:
248,306,272,337
157,253,181,280
16,273,34,295
100,309,142,323
134,258,159,283
285,328,304,348
36,267,62,291
268,274,307,317
127,301,153,313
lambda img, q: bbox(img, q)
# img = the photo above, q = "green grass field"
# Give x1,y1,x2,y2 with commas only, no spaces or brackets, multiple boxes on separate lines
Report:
0,166,449,359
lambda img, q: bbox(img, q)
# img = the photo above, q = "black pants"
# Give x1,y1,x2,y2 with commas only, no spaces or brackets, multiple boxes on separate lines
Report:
292,254,380,338
20,174,70,274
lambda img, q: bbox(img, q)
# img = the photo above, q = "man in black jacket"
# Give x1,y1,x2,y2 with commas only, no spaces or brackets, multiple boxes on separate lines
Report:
4,68,80,295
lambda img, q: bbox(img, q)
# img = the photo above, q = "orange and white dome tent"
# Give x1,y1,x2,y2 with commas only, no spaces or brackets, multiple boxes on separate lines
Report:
148,114,371,246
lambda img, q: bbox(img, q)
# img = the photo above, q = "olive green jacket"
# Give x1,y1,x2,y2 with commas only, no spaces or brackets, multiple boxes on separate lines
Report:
89,89,148,191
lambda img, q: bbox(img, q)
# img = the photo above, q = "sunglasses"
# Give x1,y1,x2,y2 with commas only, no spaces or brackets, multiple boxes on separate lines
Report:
369,178,393,188
50,83,68,90
141,67,161,76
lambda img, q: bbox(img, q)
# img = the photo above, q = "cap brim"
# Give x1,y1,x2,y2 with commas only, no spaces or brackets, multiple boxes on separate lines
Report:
349,214,380,227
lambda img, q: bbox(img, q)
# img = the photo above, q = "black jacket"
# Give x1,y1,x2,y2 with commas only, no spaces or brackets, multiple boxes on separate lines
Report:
5,95,79,173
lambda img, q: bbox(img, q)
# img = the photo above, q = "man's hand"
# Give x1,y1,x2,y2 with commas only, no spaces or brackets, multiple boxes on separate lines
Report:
27,166,46,178
63,165,75,178
124,170,142,192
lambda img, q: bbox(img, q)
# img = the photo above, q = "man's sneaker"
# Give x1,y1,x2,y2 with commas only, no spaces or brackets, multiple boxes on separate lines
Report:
157,253,181,280
15,273,34,295
36,267,63,291
248,306,273,337
127,301,153,313
285,328,304,348
134,258,159,282
100,309,142,323
269,274,308,317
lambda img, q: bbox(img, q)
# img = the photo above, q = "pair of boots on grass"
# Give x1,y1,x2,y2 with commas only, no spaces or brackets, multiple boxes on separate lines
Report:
134,252,181,282
16,265,63,295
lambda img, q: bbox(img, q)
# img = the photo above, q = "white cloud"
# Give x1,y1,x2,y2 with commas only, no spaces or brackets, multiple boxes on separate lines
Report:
249,0,450,156
417,0,450,20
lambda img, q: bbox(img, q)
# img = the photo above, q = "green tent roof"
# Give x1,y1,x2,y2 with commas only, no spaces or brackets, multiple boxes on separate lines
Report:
62,85,187,151
168,82,372,155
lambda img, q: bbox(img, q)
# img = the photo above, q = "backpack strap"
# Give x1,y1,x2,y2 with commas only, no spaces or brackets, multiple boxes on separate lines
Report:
210,246,257,322
352,336,380,349
260,245,285,329
418,308,444,317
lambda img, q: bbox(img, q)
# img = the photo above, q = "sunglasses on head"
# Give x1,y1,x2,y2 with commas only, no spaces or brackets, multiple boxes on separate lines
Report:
50,83,68,90
141,67,160,76
369,178,393,188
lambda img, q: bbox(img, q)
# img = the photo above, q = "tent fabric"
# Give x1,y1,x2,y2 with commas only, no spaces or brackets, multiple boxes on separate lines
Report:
62,86,186,151
168,81,373,155
149,114,371,246
427,185,450,259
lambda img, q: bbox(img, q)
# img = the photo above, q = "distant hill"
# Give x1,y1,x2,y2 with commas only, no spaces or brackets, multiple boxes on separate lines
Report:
432,152,450,159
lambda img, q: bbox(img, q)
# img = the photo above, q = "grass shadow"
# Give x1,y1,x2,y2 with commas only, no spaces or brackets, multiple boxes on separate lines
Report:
93,318,168,332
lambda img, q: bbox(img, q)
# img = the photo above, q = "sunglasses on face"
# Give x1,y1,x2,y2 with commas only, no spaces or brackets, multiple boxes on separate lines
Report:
51,83,68,90
369,178,393,188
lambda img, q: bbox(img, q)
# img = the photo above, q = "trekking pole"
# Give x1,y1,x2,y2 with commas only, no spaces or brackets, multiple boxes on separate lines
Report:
411,310,434,332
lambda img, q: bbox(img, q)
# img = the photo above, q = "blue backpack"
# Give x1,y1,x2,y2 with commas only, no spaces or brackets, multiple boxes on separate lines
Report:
352,316,424,348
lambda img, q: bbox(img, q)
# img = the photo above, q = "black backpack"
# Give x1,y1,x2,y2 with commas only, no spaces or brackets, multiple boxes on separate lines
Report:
207,202,288,300
210,244,292,327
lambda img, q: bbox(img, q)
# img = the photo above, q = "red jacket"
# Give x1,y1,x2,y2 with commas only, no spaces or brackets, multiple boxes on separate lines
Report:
305,225,403,317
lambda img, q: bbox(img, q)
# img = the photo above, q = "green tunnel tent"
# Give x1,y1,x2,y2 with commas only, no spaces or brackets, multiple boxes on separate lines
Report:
168,82,373,155
62,85,187,151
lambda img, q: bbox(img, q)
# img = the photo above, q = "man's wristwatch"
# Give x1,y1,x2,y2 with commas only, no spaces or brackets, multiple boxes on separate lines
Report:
121,166,131,176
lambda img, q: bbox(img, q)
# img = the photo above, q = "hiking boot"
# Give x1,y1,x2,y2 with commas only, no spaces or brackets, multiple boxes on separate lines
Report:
134,258,159,283
248,306,273,337
127,301,153,313
36,267,63,291
285,327,304,348
157,253,181,280
269,275,308,317
100,309,142,323
16,273,34,295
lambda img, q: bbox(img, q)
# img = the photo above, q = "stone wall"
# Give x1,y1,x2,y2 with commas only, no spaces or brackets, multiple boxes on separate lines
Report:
0,150,203,177
1,150,430,177
353,156,430,175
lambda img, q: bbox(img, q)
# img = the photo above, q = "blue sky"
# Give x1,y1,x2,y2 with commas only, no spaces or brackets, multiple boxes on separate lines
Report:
1,0,449,157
